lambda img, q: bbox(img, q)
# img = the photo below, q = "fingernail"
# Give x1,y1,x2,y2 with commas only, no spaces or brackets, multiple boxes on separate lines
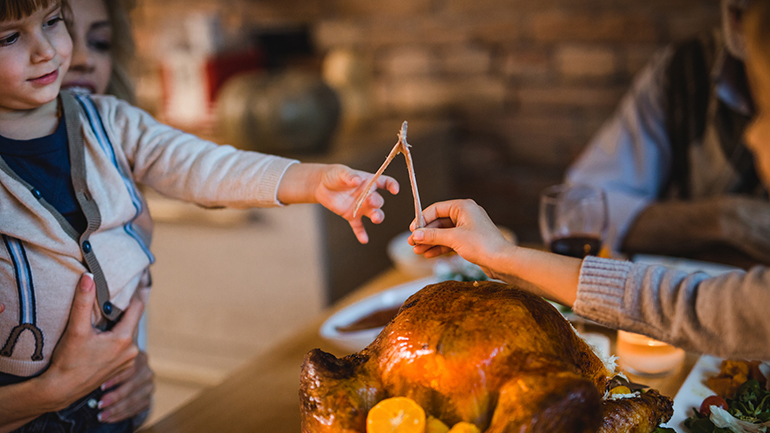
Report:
413,230,424,241
98,399,104,409
81,273,94,291
97,412,103,422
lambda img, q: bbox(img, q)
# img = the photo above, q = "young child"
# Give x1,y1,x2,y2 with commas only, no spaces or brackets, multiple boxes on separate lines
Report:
0,0,399,431
410,0,770,361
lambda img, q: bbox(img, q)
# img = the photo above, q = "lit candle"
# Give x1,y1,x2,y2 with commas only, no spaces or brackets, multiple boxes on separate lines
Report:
616,331,685,376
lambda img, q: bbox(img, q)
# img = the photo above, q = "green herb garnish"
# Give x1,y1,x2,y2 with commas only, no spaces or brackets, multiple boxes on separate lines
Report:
684,379,770,432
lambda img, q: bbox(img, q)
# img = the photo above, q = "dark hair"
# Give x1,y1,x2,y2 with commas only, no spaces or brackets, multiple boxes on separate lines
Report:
0,0,68,21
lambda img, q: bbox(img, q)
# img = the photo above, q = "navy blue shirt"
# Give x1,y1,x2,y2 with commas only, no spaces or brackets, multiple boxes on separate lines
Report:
0,119,87,235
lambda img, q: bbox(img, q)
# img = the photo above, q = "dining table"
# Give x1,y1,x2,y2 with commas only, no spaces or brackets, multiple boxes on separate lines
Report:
139,266,700,433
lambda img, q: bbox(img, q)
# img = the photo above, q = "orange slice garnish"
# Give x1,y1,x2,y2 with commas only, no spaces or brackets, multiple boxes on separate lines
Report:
447,422,481,433
426,416,450,433
366,397,426,433
609,385,632,395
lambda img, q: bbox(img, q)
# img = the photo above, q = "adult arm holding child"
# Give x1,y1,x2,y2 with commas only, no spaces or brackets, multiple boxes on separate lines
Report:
409,199,770,360
0,274,144,432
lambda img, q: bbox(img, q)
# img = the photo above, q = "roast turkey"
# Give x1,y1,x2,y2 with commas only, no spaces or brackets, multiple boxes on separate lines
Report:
300,280,673,433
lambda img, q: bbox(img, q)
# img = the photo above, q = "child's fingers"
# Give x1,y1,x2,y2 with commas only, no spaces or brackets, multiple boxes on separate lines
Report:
374,175,399,195
348,220,369,244
68,273,97,335
365,191,385,210
343,168,362,187
330,165,362,188
364,208,384,225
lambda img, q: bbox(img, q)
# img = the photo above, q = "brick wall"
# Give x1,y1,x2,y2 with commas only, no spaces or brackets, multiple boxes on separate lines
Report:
131,0,720,241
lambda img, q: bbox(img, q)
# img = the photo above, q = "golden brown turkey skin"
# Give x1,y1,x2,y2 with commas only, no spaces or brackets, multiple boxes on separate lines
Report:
299,281,673,433
599,390,674,433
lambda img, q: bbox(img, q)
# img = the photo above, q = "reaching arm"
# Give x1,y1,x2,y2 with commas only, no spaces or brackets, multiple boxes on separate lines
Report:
411,199,770,360
408,199,583,306
577,256,770,360
102,98,400,244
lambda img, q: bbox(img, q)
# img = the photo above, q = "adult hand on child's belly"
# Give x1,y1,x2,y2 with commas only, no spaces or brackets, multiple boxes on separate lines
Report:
45,273,145,410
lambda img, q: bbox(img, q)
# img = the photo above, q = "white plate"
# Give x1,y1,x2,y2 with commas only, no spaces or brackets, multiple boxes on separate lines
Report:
664,356,770,431
320,276,439,353
663,355,723,431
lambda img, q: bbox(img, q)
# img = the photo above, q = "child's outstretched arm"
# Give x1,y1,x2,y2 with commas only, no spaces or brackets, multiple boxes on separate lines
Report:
407,199,582,307
277,163,400,244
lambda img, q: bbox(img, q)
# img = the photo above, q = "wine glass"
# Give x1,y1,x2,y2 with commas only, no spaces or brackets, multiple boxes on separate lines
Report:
539,184,608,258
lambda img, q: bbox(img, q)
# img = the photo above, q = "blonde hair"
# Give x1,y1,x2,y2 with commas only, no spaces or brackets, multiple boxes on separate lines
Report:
103,0,136,103
745,0,770,66
0,0,67,21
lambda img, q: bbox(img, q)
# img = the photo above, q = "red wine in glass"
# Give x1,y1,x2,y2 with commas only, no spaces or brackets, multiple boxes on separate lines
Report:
549,235,603,258
540,184,608,259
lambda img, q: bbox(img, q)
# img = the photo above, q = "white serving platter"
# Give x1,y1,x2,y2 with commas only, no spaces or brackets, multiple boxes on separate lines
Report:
663,355,722,431
319,276,439,353
664,356,770,431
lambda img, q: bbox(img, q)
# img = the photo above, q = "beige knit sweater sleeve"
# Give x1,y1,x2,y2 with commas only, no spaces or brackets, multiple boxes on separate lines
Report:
574,256,770,360
93,95,298,208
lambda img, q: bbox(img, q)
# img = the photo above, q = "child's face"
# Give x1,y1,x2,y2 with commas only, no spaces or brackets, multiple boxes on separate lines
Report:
0,2,71,113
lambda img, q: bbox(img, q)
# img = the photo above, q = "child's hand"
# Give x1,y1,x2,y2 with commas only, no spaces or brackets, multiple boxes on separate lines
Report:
278,163,399,244
408,199,514,270
314,164,399,244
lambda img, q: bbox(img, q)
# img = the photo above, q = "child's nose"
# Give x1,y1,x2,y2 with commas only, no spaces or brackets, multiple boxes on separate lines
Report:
30,33,57,63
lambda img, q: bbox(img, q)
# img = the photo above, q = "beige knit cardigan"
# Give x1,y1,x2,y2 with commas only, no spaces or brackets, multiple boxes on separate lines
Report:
0,91,297,377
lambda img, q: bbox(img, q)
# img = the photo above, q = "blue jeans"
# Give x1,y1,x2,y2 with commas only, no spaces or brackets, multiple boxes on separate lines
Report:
12,387,139,433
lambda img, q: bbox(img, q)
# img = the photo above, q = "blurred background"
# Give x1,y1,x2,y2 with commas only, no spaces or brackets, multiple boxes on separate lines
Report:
126,0,722,425
131,0,722,243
